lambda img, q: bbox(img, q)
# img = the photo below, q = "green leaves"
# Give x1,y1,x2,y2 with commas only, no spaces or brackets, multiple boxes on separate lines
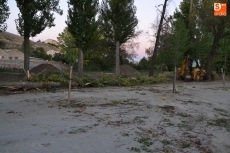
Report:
0,0,10,32
156,0,230,76
66,0,99,51
66,0,99,77
14,0,63,71
15,0,63,37
57,27,78,64
99,0,138,44
157,17,189,69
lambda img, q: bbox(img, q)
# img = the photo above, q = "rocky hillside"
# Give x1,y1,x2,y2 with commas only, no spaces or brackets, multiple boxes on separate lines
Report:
0,31,60,52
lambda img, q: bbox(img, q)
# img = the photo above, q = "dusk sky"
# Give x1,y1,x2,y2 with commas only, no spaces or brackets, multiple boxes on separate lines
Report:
6,0,182,61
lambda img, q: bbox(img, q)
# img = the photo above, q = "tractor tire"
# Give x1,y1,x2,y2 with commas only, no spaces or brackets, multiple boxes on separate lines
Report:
195,71,201,81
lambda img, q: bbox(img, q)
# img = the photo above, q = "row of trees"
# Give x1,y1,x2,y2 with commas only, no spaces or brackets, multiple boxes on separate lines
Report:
0,0,139,78
0,0,63,75
145,0,230,80
1,0,229,80
36,0,230,81
65,0,139,77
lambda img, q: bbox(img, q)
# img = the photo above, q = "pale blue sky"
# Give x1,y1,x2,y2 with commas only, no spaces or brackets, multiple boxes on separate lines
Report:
6,0,182,61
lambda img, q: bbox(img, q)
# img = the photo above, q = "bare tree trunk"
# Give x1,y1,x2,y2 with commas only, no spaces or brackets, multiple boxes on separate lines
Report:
116,41,120,75
78,46,84,78
149,0,168,76
120,55,123,65
24,36,30,75
68,66,73,106
205,28,224,81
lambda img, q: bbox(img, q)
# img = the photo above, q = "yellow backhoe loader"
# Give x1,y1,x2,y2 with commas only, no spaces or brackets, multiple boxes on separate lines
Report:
178,56,206,81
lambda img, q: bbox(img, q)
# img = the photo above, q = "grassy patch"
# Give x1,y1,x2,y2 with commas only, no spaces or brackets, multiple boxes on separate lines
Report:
129,147,141,152
99,99,140,107
27,72,68,85
159,105,175,114
177,121,194,131
140,145,157,152
214,108,229,116
196,115,205,122
69,128,87,134
214,108,228,113
58,101,86,108
161,118,171,123
138,137,153,147
148,87,162,93
177,112,190,117
161,118,174,126
27,71,172,88
208,118,230,129
180,142,191,148
133,116,148,124
161,139,171,145
107,120,131,126
146,104,153,109
122,133,129,137
111,100,123,105
0,67,23,73
162,147,175,153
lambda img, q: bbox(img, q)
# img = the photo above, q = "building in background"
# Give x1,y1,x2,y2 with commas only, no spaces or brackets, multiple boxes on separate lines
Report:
0,49,9,59
44,39,59,46
0,49,24,60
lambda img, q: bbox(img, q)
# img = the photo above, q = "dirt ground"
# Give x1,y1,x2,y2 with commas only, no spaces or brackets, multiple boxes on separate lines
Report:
0,81,230,153
0,72,25,82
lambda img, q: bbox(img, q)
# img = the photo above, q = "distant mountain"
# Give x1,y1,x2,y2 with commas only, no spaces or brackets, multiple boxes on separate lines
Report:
0,31,60,52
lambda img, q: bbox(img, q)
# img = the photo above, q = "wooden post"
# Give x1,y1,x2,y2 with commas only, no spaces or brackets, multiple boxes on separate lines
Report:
221,68,225,89
173,66,176,93
68,66,73,106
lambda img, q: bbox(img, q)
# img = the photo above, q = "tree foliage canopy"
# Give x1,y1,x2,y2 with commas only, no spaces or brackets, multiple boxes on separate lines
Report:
15,0,63,37
14,0,63,73
157,17,189,69
66,0,99,50
57,27,78,64
0,0,10,32
99,0,139,44
148,0,230,77
66,0,99,77
31,47,52,60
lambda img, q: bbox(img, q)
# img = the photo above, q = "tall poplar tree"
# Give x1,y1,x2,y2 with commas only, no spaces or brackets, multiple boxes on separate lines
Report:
15,0,63,74
66,0,99,77
0,0,10,32
99,0,138,75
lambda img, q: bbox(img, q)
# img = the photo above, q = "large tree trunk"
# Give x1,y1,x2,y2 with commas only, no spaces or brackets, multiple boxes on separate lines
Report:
205,28,224,81
116,41,120,75
78,46,84,78
149,0,168,76
24,36,30,73
120,55,123,65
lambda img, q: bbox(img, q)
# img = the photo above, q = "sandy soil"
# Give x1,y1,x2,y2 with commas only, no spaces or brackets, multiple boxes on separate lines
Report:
0,81,230,153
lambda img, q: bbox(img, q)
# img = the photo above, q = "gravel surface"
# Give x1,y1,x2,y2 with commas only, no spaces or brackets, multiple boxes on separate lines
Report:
0,81,230,153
